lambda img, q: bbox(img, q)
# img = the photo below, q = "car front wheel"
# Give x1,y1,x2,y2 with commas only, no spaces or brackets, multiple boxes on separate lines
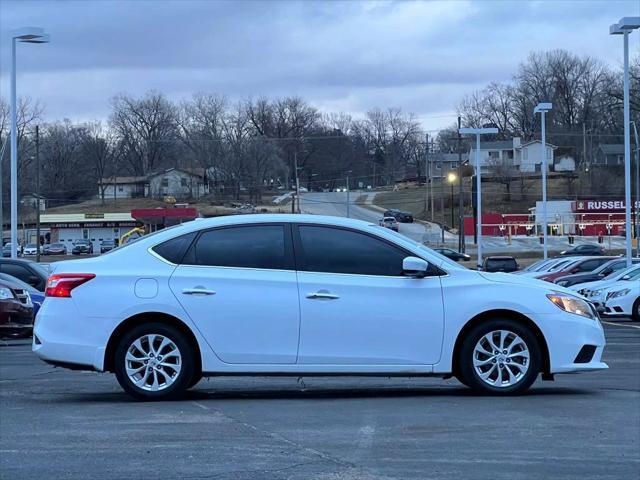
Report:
457,319,541,395
632,298,640,322
114,322,195,400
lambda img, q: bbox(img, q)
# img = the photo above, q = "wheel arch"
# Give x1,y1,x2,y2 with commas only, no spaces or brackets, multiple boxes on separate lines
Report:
103,312,202,375
451,309,550,376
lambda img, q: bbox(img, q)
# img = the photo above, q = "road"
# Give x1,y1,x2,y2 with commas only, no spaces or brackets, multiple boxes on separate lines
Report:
299,191,436,243
1,321,638,480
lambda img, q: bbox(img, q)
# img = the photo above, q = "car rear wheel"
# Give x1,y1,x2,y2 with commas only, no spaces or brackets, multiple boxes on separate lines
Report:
457,319,541,395
114,323,195,401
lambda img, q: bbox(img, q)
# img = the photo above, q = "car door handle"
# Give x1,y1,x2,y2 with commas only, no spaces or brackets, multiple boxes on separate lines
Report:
306,291,339,300
182,288,216,296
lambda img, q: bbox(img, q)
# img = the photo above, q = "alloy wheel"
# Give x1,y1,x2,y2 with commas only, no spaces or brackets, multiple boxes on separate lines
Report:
473,330,530,388
125,334,182,392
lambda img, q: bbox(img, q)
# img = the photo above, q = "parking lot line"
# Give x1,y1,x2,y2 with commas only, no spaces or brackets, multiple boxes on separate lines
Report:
601,321,640,330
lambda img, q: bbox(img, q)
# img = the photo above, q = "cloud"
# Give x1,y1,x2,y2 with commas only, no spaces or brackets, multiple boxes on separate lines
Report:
0,0,635,129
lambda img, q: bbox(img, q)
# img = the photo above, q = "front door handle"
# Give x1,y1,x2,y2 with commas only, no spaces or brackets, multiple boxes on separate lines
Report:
182,287,216,296
306,291,339,300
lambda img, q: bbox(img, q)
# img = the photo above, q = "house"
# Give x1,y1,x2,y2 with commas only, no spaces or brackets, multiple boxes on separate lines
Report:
97,167,209,200
147,168,209,199
594,144,624,166
468,137,558,174
97,176,147,199
20,193,47,212
395,152,469,183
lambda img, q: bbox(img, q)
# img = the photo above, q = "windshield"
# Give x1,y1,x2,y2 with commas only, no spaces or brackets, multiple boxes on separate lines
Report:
381,228,465,270
610,265,640,280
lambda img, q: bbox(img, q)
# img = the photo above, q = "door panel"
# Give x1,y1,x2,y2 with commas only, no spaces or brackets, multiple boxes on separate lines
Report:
297,272,444,364
170,266,300,364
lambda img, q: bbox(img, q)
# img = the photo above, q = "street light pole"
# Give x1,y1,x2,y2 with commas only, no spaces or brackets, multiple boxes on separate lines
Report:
611,17,640,267
35,125,41,263
346,170,351,218
534,103,552,260
457,116,465,253
459,127,499,270
631,121,640,257
9,27,50,259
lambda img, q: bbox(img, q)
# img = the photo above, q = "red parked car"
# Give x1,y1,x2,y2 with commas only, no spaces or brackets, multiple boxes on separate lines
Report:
0,279,34,338
537,256,616,283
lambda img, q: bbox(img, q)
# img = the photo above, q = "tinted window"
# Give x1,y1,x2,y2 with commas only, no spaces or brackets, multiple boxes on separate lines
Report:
0,264,32,284
152,232,197,264
576,259,600,272
186,225,286,270
298,226,407,276
484,258,517,271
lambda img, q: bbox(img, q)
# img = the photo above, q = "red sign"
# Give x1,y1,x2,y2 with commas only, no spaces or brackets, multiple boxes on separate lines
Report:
573,200,640,212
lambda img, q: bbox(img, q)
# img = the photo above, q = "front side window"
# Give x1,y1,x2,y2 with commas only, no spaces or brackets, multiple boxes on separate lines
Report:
185,225,286,270
298,226,407,276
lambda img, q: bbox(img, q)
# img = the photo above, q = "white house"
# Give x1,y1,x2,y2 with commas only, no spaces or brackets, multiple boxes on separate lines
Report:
97,176,147,199
468,137,559,174
147,168,209,199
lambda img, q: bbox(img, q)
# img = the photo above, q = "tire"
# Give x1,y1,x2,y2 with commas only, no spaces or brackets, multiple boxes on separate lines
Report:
457,319,541,395
114,322,195,401
632,298,640,322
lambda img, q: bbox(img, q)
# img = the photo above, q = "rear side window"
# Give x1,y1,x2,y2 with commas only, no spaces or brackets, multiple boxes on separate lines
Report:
152,232,196,264
0,264,32,283
297,226,407,276
184,225,287,270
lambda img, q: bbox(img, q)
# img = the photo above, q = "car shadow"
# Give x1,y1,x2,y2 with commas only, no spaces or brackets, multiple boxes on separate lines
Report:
45,383,597,404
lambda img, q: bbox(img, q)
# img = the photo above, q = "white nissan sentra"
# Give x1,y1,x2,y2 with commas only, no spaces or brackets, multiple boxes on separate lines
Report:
33,215,607,400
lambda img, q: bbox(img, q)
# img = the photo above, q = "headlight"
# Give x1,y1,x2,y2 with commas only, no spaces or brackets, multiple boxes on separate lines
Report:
0,287,14,300
547,293,597,320
608,288,630,299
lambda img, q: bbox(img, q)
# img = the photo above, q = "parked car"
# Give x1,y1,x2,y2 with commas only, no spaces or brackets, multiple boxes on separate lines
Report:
600,280,640,321
433,248,470,262
2,243,23,257
560,244,605,256
482,256,519,273
538,256,616,283
383,209,414,223
0,258,49,291
72,240,94,255
0,273,44,317
0,279,34,338
378,216,399,232
554,258,640,288
100,239,117,254
46,243,68,256
23,243,44,256
515,258,569,276
573,265,640,307
33,214,606,400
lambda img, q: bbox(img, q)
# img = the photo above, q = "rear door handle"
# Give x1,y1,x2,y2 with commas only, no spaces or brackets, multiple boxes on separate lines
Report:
306,291,339,300
182,287,216,296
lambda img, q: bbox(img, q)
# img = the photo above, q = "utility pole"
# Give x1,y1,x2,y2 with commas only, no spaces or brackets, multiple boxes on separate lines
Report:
424,133,429,217
292,150,298,214
0,135,6,246
457,116,465,253
439,147,445,243
346,170,351,218
35,125,41,263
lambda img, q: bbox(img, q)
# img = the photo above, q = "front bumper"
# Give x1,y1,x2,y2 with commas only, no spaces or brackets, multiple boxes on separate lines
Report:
0,302,34,337
539,311,608,374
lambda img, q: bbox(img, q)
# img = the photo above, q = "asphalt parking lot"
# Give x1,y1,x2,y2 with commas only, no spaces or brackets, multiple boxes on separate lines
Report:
1,321,639,480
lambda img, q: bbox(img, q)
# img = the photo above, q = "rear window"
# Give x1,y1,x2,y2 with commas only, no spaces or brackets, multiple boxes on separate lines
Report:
485,259,517,270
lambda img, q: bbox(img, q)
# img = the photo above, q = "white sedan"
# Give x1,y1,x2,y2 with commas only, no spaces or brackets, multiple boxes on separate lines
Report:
601,281,640,321
33,215,607,400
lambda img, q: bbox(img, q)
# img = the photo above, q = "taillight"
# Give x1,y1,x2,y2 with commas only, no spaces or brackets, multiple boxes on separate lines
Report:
45,273,95,298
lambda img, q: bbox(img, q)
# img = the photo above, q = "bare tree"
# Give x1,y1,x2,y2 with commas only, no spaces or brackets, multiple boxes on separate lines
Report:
81,122,118,204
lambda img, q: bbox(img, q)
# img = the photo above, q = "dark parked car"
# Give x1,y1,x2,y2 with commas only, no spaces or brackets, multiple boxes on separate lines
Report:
538,256,616,283
45,243,68,255
554,258,640,287
0,279,34,338
0,273,44,317
560,244,605,256
0,258,49,291
383,209,414,223
482,256,519,273
72,240,94,255
434,248,470,262
100,239,117,253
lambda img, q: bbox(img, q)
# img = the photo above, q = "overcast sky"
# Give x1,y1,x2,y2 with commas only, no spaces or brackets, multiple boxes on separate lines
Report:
0,0,637,132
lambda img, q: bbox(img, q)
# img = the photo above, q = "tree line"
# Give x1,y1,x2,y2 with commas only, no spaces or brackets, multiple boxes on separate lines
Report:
0,48,635,211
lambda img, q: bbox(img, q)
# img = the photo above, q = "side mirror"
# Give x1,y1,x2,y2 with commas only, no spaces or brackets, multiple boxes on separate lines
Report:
622,275,631,280
403,256,428,278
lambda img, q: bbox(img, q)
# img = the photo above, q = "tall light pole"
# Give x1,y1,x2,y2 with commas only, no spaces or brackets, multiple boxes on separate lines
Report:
459,127,499,270
610,17,640,267
631,121,640,257
534,102,552,260
9,27,50,259
447,171,457,228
